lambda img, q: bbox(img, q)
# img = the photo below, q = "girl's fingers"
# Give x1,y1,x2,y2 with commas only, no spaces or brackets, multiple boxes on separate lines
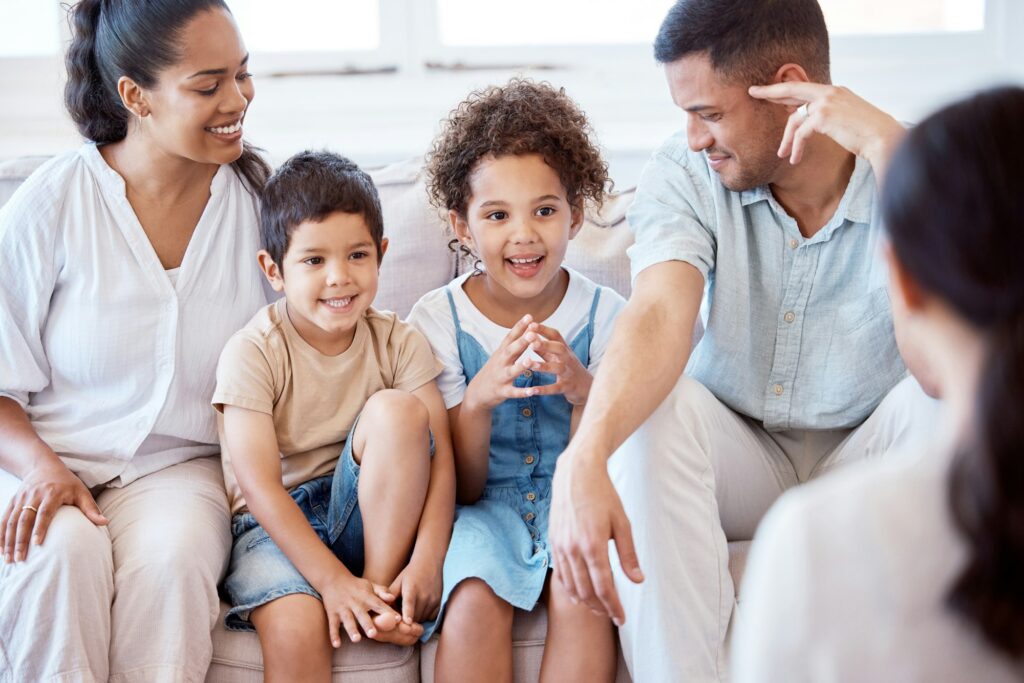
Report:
528,381,568,397
532,323,568,345
502,384,538,399
525,359,563,376
501,334,534,365
498,316,536,350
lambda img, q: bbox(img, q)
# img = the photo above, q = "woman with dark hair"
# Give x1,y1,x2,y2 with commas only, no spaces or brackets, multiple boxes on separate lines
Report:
0,1,269,679
732,86,1024,681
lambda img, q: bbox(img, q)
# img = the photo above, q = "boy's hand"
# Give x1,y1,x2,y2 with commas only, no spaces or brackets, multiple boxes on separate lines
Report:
522,324,593,406
463,315,541,412
318,572,400,647
388,553,444,624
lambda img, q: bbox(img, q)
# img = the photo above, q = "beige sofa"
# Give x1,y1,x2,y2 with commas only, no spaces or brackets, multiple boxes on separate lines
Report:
0,154,750,682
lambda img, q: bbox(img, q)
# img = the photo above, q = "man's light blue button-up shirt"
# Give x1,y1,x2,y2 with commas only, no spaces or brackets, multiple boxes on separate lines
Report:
626,131,907,431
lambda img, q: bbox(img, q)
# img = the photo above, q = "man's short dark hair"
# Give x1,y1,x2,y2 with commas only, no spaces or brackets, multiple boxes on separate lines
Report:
260,150,384,267
654,0,831,85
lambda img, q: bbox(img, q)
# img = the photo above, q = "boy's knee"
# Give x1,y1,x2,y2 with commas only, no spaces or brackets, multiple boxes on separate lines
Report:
255,596,331,660
363,389,429,428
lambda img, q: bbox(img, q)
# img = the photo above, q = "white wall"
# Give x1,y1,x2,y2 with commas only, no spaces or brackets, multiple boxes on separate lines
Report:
2,4,1022,188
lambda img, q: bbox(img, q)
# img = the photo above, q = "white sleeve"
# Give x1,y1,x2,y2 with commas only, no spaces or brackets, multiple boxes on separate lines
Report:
406,290,468,410
586,286,627,374
0,177,62,409
731,494,819,683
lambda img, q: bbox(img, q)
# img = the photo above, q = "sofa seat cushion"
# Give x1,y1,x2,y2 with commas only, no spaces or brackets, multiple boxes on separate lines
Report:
206,603,419,683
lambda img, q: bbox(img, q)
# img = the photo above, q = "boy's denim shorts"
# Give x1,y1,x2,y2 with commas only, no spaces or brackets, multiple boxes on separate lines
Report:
223,426,365,631
222,419,435,631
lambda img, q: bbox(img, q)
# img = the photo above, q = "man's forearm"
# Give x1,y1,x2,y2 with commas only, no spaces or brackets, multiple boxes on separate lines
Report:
571,261,704,461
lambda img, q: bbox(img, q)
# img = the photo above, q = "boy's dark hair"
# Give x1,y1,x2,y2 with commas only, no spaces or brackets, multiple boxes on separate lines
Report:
425,78,609,218
654,0,831,85
260,150,384,267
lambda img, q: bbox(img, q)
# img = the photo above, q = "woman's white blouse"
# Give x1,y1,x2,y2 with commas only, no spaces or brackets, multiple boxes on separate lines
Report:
733,449,1023,683
0,144,267,488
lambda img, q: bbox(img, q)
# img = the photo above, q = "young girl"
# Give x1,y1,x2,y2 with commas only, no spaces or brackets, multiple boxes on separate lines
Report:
407,78,626,682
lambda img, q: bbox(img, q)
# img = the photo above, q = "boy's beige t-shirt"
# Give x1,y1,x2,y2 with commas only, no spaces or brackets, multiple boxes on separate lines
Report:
213,298,443,515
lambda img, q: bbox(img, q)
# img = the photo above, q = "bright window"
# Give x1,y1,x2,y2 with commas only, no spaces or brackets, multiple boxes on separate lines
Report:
0,0,60,57
228,0,380,52
821,0,984,34
437,0,675,46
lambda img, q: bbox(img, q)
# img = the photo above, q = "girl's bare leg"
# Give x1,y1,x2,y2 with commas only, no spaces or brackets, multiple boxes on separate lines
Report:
435,578,515,683
540,573,617,683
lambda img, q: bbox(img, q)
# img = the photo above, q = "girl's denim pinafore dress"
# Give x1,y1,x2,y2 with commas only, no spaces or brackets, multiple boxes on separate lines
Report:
422,283,602,639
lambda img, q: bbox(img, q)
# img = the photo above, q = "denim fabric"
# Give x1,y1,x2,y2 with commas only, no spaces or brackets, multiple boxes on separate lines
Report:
421,284,602,640
626,131,907,431
223,432,364,631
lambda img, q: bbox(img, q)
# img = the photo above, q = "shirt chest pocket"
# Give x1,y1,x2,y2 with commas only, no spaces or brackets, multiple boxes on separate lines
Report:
834,287,890,333
820,288,905,425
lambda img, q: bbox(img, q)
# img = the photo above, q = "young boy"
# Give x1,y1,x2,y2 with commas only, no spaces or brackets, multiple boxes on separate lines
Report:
213,151,454,679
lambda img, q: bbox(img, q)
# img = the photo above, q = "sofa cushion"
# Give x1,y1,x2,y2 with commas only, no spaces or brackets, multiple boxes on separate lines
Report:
206,601,419,682
369,157,457,317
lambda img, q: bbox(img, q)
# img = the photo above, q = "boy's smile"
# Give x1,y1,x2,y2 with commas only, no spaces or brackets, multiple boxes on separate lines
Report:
259,211,387,356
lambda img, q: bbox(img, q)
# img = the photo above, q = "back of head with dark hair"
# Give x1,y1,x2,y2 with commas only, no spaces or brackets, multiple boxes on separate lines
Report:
881,86,1024,660
654,0,830,84
64,0,269,191
260,151,384,268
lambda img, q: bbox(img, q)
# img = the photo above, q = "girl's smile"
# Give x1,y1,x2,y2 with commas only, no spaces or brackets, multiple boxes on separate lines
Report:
452,153,583,326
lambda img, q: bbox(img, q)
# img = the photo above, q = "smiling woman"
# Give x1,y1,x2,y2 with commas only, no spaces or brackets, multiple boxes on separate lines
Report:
0,1,272,681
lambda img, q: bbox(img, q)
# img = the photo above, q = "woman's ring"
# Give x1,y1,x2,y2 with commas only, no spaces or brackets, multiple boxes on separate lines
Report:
21,505,38,514
797,103,810,119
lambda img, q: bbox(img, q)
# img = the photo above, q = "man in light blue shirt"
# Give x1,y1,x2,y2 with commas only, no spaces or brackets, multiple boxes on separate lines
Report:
549,0,936,680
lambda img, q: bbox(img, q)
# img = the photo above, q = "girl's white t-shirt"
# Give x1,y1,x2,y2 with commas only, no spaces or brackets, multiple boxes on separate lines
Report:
406,267,626,410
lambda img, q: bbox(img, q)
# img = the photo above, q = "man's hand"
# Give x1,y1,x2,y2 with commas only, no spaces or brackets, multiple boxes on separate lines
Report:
748,82,905,175
549,447,644,626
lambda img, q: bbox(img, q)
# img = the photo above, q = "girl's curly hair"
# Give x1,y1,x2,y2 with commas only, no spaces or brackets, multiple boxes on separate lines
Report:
425,78,610,218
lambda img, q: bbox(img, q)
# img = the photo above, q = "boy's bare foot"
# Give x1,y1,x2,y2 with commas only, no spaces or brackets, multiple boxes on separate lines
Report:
371,612,402,633
369,616,423,646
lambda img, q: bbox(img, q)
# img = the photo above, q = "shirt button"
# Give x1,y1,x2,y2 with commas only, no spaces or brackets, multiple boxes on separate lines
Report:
784,311,796,323
524,454,535,465
522,407,533,418
523,369,533,378
524,512,535,522
526,492,536,502
774,383,784,396
789,238,799,249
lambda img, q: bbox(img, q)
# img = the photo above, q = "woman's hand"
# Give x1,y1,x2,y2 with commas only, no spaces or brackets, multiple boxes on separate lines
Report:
748,82,905,175
523,323,593,406
388,551,444,625
1,454,108,563
463,315,541,413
